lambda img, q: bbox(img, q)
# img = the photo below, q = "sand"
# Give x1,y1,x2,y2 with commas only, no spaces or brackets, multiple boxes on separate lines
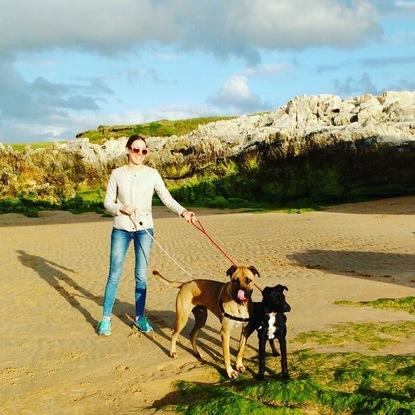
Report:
1,196,415,414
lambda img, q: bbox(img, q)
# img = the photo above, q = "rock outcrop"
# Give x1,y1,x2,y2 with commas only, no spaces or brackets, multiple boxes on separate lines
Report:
54,91,415,176
1,91,414,209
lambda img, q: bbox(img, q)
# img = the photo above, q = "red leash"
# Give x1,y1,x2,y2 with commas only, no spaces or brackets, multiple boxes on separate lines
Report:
192,219,238,266
192,218,262,292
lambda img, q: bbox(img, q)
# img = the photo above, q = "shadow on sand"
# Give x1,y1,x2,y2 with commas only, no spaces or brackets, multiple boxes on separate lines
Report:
16,250,251,365
287,249,415,288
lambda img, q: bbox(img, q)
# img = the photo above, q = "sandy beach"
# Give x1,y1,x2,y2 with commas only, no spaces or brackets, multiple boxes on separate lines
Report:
1,196,415,414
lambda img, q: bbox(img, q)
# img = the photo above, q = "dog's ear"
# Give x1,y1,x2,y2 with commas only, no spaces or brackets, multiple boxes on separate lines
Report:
248,265,260,278
275,284,288,292
226,265,237,278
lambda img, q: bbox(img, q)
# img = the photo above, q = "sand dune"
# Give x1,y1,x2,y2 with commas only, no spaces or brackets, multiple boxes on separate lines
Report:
1,197,415,414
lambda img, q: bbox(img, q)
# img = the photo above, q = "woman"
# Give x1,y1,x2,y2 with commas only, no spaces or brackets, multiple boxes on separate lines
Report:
97,134,195,335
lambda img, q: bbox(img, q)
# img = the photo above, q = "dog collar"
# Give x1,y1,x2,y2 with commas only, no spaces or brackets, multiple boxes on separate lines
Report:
222,311,250,323
220,303,250,323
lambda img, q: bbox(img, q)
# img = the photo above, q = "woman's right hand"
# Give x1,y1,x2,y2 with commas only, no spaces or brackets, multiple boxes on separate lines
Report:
120,204,136,215
183,210,197,224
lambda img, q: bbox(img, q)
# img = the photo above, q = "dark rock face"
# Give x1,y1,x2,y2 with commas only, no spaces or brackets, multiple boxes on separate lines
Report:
1,91,414,210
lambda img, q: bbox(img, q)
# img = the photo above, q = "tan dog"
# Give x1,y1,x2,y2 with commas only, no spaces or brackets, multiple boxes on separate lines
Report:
153,265,259,378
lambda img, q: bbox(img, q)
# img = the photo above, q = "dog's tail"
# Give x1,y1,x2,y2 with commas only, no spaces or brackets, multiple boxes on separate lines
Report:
152,270,184,288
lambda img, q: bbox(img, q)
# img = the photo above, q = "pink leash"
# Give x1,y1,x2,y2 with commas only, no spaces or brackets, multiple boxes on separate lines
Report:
130,214,262,291
192,219,238,266
192,218,262,292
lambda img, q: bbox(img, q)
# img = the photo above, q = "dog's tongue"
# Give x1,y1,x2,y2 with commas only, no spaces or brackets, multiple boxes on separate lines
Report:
237,289,247,303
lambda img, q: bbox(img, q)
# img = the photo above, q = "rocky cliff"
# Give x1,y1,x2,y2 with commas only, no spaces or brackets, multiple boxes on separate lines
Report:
1,91,414,213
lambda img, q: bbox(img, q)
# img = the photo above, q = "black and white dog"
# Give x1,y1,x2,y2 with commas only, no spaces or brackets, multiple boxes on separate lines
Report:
245,284,291,380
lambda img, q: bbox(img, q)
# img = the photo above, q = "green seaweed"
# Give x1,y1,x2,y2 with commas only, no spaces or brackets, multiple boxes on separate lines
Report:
335,297,415,315
295,321,415,350
155,351,415,414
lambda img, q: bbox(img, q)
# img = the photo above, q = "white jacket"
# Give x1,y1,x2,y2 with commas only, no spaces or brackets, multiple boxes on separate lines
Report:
104,165,186,231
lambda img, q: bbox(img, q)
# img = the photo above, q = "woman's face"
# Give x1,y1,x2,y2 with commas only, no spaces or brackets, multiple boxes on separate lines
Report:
128,139,148,165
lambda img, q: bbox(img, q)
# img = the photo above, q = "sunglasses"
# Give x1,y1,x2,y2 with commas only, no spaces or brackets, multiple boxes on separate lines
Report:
130,148,148,155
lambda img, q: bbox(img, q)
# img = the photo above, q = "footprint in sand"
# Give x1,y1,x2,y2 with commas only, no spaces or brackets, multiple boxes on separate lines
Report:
113,365,131,372
63,351,83,359
0,367,35,385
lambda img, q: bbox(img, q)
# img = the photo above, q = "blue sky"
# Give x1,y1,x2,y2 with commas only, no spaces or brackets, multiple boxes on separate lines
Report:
0,0,414,143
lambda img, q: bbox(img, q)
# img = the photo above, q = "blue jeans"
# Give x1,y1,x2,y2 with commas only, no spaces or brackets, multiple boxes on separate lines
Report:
103,227,153,318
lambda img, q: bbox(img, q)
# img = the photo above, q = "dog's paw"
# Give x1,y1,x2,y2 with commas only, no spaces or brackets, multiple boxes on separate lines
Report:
236,364,246,373
227,368,239,379
170,351,178,359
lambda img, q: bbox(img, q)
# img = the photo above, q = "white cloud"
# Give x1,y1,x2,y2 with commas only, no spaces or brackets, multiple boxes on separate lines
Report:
0,0,381,61
207,75,271,113
240,63,292,77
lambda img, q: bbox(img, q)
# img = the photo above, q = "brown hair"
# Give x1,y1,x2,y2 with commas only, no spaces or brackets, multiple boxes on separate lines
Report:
126,134,147,149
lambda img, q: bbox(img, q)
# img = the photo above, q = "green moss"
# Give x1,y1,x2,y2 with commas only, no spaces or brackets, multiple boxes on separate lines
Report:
173,381,298,414
156,351,415,414
335,297,415,315
295,321,415,350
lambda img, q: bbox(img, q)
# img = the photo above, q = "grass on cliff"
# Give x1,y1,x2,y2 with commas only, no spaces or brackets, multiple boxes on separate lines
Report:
77,116,236,143
335,297,415,315
9,141,66,152
156,350,415,414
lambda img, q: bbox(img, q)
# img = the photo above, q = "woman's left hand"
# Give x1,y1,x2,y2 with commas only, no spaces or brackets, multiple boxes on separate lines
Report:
183,210,197,224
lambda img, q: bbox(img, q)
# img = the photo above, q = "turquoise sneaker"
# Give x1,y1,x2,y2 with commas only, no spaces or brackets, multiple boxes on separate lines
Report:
133,315,153,333
97,319,112,336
